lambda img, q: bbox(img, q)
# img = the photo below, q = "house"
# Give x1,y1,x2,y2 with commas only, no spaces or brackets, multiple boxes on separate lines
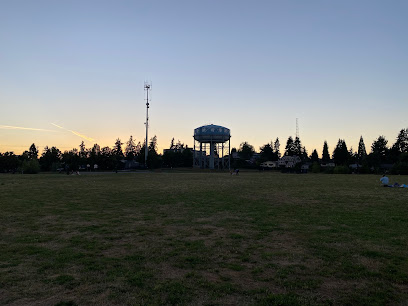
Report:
301,164,309,173
349,163,362,170
260,161,278,169
278,156,301,168
320,162,335,168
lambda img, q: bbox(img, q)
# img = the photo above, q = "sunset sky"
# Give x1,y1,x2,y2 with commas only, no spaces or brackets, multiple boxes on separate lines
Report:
1,0,407,156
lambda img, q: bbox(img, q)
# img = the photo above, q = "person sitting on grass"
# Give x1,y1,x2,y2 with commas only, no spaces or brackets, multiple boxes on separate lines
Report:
380,175,407,188
380,175,390,187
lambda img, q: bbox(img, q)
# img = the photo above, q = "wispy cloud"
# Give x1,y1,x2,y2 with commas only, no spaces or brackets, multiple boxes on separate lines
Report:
0,125,56,132
51,123,96,142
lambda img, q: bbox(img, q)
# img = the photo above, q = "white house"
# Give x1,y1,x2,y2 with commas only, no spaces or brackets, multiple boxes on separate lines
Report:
278,156,301,168
260,161,278,168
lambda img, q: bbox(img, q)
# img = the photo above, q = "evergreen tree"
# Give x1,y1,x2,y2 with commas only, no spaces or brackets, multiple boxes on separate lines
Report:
112,138,124,171
310,149,319,162
392,128,408,154
322,141,330,162
284,136,295,156
293,137,302,156
371,136,388,163
112,138,124,158
148,135,158,153
125,136,137,160
357,136,367,162
332,139,350,165
273,137,281,159
301,146,308,160
147,135,162,168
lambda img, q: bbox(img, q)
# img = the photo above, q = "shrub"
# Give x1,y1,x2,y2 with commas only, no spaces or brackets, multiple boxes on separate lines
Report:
323,167,334,174
391,162,408,175
333,165,350,174
391,153,408,175
22,159,40,174
311,162,321,173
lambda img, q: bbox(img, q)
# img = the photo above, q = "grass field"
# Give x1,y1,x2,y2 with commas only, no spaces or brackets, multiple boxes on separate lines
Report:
0,171,407,305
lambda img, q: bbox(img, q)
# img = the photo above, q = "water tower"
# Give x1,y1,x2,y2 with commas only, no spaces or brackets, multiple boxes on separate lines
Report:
193,124,231,170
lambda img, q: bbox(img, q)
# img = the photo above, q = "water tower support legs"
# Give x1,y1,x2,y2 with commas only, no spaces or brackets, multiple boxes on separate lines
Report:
209,141,215,169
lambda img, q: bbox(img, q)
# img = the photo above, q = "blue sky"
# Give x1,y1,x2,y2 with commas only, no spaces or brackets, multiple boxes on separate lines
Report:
1,0,407,155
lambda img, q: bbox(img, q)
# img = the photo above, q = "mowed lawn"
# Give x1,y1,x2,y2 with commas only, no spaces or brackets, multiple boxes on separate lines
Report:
0,172,407,305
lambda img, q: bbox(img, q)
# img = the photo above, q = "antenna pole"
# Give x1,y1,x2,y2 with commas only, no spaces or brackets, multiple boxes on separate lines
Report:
296,118,299,139
144,82,151,166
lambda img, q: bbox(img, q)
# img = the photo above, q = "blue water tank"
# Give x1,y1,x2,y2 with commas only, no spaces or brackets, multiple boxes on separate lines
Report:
194,124,230,143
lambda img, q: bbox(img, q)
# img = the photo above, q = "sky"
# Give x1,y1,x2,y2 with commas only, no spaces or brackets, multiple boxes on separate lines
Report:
1,0,407,156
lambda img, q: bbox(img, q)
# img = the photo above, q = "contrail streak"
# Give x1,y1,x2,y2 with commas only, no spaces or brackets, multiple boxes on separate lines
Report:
0,125,56,132
51,123,96,142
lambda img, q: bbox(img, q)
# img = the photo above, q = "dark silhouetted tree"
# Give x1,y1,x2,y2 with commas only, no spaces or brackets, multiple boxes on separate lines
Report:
322,141,330,162
147,135,162,168
294,137,302,156
99,146,114,170
112,138,124,158
371,136,388,164
0,152,19,173
62,148,80,171
79,141,86,158
392,128,408,154
125,136,137,160
112,138,124,171
273,138,281,159
284,136,295,156
89,144,101,167
357,136,367,163
40,146,61,171
332,139,350,165
28,143,38,160
390,128,408,162
260,143,277,161
310,149,319,163
238,142,255,160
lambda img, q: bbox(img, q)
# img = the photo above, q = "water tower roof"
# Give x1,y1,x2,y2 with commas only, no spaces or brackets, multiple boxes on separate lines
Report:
194,124,230,143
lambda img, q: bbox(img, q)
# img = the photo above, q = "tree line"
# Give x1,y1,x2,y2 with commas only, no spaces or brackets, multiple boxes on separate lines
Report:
1,128,407,174
0,135,161,173
232,128,408,174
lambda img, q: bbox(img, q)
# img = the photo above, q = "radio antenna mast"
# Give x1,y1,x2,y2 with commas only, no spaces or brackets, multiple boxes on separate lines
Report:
296,118,299,139
144,82,151,166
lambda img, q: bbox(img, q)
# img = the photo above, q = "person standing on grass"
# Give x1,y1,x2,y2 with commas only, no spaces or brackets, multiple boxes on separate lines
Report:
380,175,390,187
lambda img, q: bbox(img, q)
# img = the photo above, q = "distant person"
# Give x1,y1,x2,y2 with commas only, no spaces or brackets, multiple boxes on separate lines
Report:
94,164,98,171
380,175,390,187
230,168,239,175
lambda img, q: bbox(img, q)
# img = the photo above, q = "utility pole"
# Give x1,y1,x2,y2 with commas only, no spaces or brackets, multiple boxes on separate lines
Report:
144,82,151,167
